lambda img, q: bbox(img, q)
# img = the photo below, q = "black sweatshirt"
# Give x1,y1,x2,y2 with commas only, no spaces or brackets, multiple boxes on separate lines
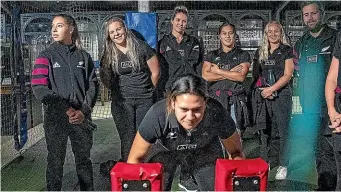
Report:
31,42,99,116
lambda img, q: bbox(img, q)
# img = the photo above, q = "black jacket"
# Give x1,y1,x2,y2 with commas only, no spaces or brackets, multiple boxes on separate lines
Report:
31,42,99,116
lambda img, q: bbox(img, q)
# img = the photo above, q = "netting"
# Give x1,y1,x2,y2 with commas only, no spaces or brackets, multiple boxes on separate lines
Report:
1,11,14,136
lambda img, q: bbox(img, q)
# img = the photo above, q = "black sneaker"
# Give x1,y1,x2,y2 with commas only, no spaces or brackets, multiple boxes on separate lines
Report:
178,173,199,191
99,160,118,178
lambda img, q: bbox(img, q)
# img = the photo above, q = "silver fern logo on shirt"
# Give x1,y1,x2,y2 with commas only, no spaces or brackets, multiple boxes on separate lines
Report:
193,45,199,51
165,46,172,52
77,61,85,68
319,46,331,55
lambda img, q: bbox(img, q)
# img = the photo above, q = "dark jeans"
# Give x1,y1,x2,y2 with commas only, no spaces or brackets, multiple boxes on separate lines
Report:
149,151,215,191
111,97,154,161
316,120,337,191
260,94,291,167
44,108,93,191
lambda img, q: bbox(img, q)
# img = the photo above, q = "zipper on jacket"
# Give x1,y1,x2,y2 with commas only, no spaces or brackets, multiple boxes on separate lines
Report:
67,47,75,92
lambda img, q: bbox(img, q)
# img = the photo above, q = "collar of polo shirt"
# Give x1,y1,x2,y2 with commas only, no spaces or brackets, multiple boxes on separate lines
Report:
170,32,190,42
217,46,238,54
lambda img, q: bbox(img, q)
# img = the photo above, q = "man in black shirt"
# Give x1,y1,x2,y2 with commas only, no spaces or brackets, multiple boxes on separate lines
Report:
127,75,244,191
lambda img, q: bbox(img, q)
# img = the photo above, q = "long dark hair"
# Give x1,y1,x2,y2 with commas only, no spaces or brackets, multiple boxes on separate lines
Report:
54,14,82,49
166,74,208,114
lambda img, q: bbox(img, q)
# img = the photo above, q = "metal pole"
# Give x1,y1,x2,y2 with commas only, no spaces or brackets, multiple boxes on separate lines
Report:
1,2,13,16
275,1,290,21
138,0,149,12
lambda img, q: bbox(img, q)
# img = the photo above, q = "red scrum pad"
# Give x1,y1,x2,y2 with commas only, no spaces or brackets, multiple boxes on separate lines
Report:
215,158,269,191
110,162,163,191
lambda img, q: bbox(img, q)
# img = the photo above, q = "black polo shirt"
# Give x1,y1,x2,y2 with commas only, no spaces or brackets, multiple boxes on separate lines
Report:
204,47,251,94
139,98,235,146
139,98,236,168
254,44,294,95
159,33,202,88
117,39,156,98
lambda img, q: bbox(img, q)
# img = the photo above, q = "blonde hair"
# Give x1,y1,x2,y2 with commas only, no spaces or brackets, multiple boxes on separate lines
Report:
258,21,289,64
100,17,140,75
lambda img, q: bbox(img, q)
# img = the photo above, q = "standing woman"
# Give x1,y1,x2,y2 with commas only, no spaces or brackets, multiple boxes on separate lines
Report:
31,14,99,190
325,31,341,190
251,21,294,180
100,17,160,162
158,5,203,93
202,23,251,132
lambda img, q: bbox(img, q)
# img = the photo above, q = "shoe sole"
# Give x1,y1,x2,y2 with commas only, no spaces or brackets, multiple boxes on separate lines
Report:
178,183,197,192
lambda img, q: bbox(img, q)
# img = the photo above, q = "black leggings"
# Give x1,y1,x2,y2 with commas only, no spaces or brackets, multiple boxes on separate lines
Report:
260,94,292,167
44,108,93,191
333,150,341,191
111,97,154,161
316,132,337,190
149,151,215,191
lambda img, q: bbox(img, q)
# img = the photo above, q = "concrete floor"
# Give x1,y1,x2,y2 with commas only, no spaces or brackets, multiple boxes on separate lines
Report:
1,118,119,191
1,117,318,191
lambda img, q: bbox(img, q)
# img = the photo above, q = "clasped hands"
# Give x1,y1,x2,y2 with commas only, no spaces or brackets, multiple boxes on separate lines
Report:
329,111,341,133
66,108,85,124
259,86,275,99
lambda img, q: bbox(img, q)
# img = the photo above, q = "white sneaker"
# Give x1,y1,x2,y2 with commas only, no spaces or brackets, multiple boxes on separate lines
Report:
275,166,287,180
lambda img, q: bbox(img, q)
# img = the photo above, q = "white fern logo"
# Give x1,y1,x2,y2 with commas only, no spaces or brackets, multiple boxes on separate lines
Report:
321,46,330,52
